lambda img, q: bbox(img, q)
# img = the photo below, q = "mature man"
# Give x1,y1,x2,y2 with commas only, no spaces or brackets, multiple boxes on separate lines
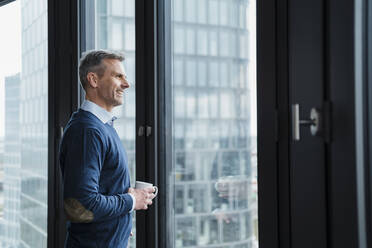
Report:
59,50,155,247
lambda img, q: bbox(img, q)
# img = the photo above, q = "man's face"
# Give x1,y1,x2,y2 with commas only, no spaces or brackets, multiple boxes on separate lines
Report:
96,59,129,110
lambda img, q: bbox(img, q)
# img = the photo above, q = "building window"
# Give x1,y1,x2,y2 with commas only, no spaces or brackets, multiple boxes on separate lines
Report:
169,0,258,247
0,0,48,247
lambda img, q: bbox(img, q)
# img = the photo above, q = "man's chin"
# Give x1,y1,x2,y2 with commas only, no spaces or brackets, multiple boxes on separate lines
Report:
113,100,123,107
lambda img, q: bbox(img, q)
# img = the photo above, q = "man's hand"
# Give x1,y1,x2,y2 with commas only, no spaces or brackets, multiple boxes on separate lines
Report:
128,187,156,210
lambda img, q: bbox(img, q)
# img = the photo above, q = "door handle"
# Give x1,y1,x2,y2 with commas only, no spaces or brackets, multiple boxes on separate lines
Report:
292,104,322,141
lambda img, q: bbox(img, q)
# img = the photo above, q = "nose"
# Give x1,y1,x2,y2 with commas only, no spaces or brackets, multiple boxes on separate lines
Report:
121,77,130,89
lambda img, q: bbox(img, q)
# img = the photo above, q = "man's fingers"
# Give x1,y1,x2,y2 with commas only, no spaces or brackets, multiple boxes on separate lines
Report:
135,188,156,210
144,187,156,193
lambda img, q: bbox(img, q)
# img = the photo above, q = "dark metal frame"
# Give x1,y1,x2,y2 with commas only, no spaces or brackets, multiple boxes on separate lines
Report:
259,0,360,247
156,0,173,247
327,0,359,247
356,0,369,246
257,0,282,247
48,0,79,247
365,0,372,246
135,0,158,247
276,0,292,246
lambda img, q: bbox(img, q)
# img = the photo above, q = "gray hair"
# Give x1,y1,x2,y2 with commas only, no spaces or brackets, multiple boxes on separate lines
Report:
79,50,125,90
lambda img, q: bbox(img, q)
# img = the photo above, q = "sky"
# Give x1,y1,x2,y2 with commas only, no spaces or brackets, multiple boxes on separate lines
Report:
0,1,21,138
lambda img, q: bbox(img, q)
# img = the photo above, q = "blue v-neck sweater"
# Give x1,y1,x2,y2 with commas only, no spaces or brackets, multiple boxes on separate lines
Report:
59,109,133,248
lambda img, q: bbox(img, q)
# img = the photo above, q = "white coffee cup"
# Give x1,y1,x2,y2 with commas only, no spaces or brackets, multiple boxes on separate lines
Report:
135,181,158,197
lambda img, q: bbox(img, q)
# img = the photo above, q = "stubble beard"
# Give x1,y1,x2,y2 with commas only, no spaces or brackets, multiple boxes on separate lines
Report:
112,94,123,107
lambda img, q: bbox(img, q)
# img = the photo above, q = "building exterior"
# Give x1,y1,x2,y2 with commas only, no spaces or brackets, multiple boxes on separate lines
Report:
0,0,48,247
19,0,48,247
0,136,4,219
0,73,22,247
171,0,257,247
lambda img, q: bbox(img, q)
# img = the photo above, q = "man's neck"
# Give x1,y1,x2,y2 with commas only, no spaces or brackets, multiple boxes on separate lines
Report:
85,96,113,112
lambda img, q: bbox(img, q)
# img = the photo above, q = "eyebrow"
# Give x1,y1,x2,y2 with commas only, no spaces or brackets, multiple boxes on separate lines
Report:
112,72,126,78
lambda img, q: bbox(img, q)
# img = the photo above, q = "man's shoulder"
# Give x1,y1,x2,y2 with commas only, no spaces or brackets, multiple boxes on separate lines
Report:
61,123,109,152
67,110,104,128
63,110,108,139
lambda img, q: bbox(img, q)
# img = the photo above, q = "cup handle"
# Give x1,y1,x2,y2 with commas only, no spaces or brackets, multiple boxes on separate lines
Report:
153,186,158,197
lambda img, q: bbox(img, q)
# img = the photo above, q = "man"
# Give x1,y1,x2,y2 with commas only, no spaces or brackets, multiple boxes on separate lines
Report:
59,50,155,247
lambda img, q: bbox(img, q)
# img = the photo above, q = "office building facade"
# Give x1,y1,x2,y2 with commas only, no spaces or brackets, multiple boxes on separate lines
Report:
0,0,48,247
0,74,21,247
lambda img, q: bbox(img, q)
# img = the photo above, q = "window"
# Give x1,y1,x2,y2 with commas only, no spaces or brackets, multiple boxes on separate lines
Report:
169,0,258,247
0,0,48,247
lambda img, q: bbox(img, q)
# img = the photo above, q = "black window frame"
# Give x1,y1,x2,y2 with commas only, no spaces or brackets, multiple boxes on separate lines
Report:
48,0,79,247
156,0,172,247
135,0,158,247
257,0,283,247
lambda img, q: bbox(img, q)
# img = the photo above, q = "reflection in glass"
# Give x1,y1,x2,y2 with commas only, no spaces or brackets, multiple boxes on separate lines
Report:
171,0,257,247
197,30,208,56
0,0,48,247
112,22,123,50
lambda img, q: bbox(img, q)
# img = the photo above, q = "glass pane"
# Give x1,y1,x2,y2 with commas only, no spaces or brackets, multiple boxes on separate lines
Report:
82,0,136,247
170,0,258,247
0,0,48,247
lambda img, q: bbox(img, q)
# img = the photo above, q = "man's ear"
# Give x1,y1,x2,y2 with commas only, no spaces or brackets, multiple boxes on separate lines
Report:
87,72,99,88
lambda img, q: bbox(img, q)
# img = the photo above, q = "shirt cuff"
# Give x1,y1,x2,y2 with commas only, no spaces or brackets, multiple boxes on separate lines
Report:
128,193,136,212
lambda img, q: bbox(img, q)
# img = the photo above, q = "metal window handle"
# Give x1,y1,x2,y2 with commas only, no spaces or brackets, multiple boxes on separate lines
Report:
146,126,152,137
292,104,322,141
138,125,152,137
138,126,145,136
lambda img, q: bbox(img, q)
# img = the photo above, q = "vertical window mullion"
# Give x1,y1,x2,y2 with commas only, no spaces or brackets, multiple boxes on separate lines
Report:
156,0,173,247
48,0,79,247
135,0,157,247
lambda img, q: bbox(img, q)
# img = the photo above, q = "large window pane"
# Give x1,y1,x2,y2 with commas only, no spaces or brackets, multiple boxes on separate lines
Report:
170,0,258,247
83,0,136,247
0,0,48,247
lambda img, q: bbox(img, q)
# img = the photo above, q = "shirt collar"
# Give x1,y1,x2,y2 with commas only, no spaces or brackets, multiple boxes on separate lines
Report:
80,100,116,124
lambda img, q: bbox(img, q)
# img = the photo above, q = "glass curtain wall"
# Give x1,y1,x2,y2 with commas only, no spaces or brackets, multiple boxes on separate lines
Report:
170,0,258,247
82,0,136,247
0,0,48,247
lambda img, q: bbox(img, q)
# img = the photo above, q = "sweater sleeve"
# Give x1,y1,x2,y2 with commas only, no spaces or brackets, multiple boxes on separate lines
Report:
60,127,133,223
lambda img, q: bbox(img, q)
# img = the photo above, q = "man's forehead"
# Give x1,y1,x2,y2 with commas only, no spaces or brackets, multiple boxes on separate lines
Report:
103,59,125,73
